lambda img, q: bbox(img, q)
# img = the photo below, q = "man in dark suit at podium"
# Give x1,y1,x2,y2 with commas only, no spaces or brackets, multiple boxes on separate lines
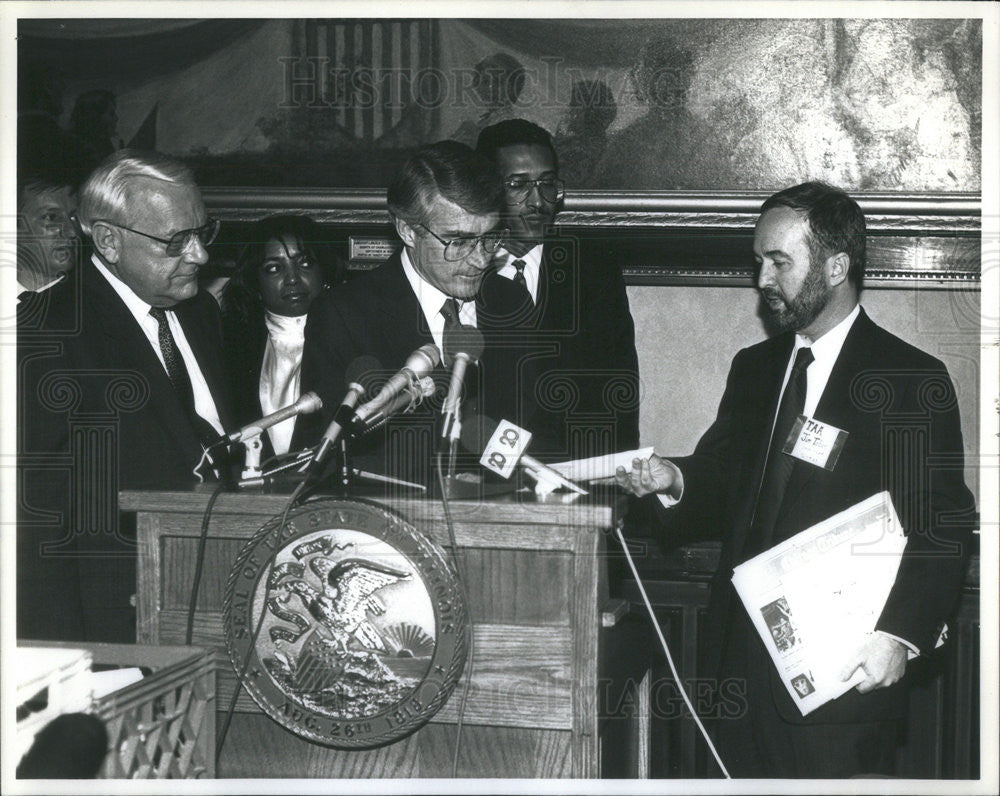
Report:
476,119,640,461
18,150,233,642
297,140,508,487
616,182,975,777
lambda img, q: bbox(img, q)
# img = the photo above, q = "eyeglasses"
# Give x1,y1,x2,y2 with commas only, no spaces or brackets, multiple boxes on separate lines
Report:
503,177,564,203
110,218,220,256
419,224,507,262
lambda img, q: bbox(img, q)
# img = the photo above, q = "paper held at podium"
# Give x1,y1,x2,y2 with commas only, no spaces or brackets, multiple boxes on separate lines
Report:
549,447,655,483
731,491,911,716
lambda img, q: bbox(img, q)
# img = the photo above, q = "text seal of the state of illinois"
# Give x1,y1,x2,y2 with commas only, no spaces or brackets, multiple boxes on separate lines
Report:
222,498,469,749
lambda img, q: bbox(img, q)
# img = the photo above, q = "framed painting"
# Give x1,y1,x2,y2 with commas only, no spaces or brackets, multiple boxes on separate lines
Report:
16,16,983,286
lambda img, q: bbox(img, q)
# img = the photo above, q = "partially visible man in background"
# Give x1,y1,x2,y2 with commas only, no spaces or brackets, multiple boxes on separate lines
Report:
16,174,79,299
476,119,640,461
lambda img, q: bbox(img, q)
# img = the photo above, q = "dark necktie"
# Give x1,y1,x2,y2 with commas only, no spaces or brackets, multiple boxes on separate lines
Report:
511,258,528,289
747,346,814,555
148,307,219,451
439,298,460,366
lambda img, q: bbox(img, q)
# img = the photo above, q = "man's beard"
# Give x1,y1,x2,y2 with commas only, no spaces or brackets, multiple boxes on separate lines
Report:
760,260,830,334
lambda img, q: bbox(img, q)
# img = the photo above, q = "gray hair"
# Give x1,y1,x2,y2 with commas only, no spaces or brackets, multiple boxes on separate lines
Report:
387,140,503,228
76,149,197,237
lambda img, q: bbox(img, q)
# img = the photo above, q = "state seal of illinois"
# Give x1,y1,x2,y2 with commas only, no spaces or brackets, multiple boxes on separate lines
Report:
222,498,469,749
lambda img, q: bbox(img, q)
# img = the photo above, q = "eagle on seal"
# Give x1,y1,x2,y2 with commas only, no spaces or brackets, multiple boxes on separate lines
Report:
281,558,410,655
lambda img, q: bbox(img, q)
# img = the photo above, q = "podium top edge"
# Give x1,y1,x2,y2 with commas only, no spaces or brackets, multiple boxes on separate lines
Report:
118,489,620,526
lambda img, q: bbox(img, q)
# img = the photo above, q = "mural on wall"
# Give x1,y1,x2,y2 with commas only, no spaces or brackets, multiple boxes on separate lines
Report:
19,17,981,192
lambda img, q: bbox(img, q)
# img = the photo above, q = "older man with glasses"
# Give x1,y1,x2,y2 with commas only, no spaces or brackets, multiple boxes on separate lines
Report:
297,140,510,488
17,149,234,643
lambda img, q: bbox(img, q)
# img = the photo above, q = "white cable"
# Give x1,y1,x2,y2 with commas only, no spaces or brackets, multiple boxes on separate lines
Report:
192,448,215,483
614,523,731,779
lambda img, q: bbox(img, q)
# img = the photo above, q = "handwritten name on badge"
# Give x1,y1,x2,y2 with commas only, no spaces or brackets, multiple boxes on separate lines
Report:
782,416,848,471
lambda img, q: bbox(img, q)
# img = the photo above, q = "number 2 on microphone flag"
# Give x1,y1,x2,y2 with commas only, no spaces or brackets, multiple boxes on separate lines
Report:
480,420,533,479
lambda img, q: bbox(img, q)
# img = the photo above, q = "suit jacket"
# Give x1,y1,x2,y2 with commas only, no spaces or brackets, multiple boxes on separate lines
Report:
221,313,289,462
479,234,640,461
636,308,975,725
17,262,234,642
223,314,269,428
295,252,510,487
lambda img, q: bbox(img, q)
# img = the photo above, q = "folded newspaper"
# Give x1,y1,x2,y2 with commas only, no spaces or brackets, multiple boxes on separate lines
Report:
731,491,909,716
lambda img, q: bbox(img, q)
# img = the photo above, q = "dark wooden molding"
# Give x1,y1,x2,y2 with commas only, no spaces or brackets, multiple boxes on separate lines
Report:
203,188,981,288
202,187,980,227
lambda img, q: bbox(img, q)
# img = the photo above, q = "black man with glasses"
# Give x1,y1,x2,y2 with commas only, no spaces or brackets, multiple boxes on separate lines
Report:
297,140,512,487
17,150,234,642
476,119,640,462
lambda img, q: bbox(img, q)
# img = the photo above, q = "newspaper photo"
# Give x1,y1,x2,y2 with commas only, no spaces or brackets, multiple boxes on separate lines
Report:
731,491,908,716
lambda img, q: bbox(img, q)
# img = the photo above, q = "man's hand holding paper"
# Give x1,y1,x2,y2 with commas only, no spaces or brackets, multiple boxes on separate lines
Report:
615,454,683,500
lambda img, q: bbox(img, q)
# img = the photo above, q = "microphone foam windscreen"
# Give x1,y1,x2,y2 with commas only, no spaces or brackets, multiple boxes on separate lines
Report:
444,324,485,362
459,412,499,455
345,354,383,386
344,354,384,397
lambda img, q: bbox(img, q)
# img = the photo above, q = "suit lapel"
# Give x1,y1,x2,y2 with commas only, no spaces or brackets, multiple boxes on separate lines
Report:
374,252,436,365
83,265,206,454
731,334,795,561
174,295,234,431
537,241,575,333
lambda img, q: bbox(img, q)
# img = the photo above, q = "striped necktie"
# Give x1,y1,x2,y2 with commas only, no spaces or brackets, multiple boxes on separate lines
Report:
148,307,220,452
511,258,532,303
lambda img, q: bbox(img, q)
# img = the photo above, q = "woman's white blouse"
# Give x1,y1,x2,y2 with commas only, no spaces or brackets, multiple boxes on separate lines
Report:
259,311,307,455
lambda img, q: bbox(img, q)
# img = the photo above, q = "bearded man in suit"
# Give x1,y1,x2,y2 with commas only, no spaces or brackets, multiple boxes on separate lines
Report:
18,150,232,642
475,118,640,461
616,182,975,777
296,140,507,488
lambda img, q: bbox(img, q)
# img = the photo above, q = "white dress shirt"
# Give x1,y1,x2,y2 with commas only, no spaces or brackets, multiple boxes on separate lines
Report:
780,303,860,422
400,248,477,354
259,311,307,455
494,244,542,304
91,255,224,436
17,274,65,296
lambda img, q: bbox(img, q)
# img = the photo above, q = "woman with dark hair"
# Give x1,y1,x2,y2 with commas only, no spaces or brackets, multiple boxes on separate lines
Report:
221,215,344,458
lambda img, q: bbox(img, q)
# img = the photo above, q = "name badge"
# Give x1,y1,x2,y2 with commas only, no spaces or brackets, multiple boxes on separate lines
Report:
781,416,848,471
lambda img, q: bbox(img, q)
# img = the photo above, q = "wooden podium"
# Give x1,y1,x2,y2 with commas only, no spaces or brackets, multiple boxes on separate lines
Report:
123,488,651,778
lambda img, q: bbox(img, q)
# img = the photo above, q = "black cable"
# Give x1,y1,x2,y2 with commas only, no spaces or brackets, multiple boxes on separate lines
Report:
185,481,227,646
216,479,306,764
435,451,475,778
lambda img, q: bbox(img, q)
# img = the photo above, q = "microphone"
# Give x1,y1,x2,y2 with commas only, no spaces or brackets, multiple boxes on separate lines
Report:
303,382,365,476
353,343,441,425
461,415,587,495
355,376,436,432
441,325,485,440
224,392,323,444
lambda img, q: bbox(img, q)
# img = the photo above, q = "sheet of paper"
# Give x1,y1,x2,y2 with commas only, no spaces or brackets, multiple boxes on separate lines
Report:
549,447,655,483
